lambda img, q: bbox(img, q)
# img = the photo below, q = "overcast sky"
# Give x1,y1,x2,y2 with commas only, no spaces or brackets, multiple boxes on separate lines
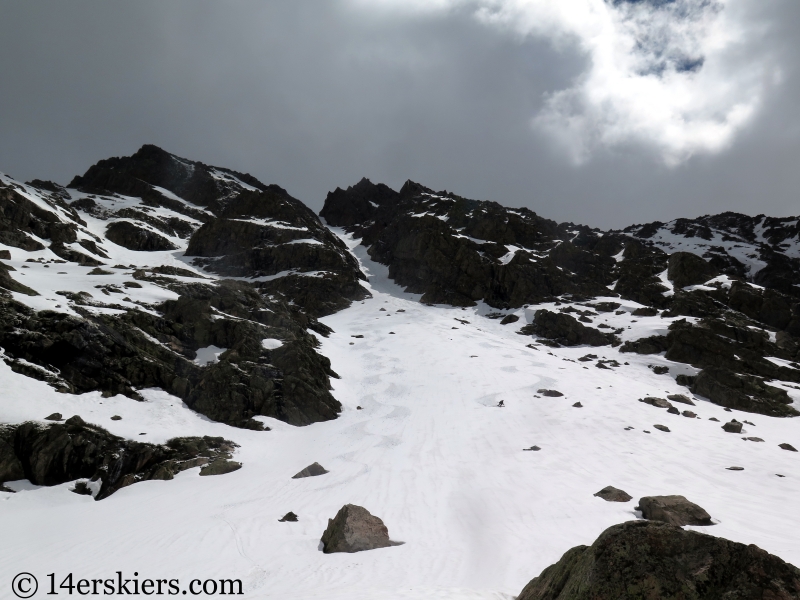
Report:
1,0,799,228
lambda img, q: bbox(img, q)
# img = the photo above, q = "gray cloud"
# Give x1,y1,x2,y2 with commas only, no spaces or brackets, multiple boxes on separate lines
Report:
0,0,799,228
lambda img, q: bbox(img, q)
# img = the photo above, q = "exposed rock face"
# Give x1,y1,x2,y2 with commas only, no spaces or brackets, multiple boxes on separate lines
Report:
622,316,800,418
320,504,395,553
638,495,713,526
0,146,369,430
0,418,237,500
593,486,632,502
106,221,177,251
321,180,620,308
0,279,342,428
522,310,615,347
667,252,718,289
516,520,800,600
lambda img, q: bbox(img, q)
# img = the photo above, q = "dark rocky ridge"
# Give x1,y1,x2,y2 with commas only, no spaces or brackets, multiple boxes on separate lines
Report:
0,416,238,500
322,178,800,419
517,520,800,600
0,146,371,430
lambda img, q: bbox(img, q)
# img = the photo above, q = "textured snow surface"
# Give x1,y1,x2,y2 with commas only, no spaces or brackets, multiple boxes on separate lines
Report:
0,230,799,599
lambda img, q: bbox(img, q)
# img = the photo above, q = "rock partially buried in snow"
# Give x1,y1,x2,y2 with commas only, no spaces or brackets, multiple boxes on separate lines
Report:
727,466,744,471
654,424,670,432
723,420,743,434
44,413,63,421
667,394,696,406
637,495,713,526
516,520,800,600
320,504,399,553
640,397,673,409
292,462,329,479
779,443,798,452
537,389,563,397
279,512,298,522
573,402,583,408
594,486,632,502
199,460,242,476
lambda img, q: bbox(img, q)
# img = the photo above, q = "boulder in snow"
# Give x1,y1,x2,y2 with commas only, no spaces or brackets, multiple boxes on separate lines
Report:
320,504,398,553
637,495,712,526
594,486,632,502
292,462,329,479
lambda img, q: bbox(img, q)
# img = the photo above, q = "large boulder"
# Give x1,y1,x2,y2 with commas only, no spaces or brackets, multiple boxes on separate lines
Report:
667,252,718,289
637,495,712,526
517,520,800,600
320,504,396,553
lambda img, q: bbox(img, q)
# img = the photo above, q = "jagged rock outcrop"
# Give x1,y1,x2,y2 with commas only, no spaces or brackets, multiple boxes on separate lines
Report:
0,417,237,500
517,520,800,600
521,310,616,347
106,221,177,251
0,148,375,429
322,180,619,308
667,252,718,289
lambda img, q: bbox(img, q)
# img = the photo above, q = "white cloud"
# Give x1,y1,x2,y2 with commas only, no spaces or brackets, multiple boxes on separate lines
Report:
347,0,776,165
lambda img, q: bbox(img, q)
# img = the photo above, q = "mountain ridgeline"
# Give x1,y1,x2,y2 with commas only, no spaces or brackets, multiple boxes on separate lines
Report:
1,146,800,435
322,177,800,418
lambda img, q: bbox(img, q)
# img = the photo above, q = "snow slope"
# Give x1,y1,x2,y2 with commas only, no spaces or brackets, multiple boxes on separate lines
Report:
1,229,799,599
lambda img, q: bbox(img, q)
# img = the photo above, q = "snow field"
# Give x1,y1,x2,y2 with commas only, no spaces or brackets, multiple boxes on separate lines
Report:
0,229,798,599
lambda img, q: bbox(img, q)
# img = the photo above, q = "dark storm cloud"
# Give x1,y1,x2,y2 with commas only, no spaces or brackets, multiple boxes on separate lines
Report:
0,0,799,228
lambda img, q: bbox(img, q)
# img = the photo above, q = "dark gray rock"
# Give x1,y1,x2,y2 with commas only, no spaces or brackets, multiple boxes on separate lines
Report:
106,221,177,252
667,252,719,289
292,462,329,479
683,411,697,418
320,504,395,553
199,459,242,476
500,314,520,325
723,420,743,433
780,443,798,452
593,486,632,502
639,397,673,409
727,466,745,471
44,413,63,421
667,394,695,406
573,402,583,408
654,424,671,432
516,520,800,600
537,389,564,397
638,495,712,526
279,511,298,522
523,310,615,347
667,407,680,415
0,420,238,500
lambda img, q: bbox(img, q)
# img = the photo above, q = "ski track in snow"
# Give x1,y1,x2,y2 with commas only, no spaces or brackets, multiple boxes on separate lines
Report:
0,229,799,599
